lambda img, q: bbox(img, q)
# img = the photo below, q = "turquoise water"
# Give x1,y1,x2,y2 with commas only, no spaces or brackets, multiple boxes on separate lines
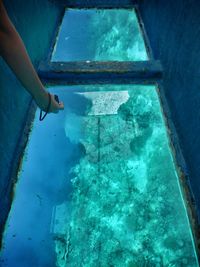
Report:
51,9,148,62
0,85,198,267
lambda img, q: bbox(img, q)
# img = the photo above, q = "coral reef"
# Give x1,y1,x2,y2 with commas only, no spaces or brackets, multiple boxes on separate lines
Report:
52,9,148,61
91,9,148,61
52,86,198,267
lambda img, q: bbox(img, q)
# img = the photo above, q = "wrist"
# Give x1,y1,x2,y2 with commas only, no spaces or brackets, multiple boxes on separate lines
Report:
34,88,49,111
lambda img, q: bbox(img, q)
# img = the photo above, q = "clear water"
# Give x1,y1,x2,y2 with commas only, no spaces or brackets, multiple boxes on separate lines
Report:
0,85,198,267
51,9,148,62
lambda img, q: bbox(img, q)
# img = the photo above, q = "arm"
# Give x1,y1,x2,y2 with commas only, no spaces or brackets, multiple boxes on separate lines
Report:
0,1,64,113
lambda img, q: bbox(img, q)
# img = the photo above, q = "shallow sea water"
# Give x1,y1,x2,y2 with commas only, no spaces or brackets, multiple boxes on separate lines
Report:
0,85,199,267
51,9,148,61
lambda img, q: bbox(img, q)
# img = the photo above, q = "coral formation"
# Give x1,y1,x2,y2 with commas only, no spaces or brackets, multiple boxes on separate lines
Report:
52,9,148,61
52,85,198,267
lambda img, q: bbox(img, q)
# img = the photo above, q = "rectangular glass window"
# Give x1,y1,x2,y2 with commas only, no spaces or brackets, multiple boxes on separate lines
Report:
51,9,148,62
0,85,198,267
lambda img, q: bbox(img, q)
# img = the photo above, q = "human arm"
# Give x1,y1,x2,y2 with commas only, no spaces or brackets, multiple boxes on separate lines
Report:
0,1,64,113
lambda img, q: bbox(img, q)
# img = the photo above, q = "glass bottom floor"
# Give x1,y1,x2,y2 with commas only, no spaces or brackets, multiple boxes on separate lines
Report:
0,85,199,267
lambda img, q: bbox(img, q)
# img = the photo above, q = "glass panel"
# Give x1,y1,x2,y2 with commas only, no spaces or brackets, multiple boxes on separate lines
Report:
0,85,198,267
51,9,148,62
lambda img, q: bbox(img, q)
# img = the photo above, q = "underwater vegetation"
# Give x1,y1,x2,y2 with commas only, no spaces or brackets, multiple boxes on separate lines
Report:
51,85,198,267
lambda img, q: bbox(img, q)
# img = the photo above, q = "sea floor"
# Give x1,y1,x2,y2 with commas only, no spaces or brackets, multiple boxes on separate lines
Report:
0,85,198,267
51,9,148,61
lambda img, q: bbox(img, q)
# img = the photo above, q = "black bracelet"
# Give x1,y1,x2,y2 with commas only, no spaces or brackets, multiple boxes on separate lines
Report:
39,93,51,121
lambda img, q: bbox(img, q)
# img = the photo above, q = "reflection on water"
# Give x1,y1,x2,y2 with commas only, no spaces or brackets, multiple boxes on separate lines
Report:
0,85,198,267
51,9,148,62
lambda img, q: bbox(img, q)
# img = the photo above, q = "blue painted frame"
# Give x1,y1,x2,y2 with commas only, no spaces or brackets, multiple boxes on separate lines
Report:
49,0,139,8
38,61,163,84
38,4,160,83
35,1,200,261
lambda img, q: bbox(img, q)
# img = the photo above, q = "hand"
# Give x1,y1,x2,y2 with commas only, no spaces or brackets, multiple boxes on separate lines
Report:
35,91,64,114
49,93,64,113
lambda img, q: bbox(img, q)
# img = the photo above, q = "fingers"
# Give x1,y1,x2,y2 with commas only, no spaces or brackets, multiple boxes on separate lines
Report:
58,101,64,110
53,104,64,114
51,97,64,113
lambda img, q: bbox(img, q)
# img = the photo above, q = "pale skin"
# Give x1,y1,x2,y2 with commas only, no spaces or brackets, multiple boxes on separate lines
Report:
0,1,64,113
